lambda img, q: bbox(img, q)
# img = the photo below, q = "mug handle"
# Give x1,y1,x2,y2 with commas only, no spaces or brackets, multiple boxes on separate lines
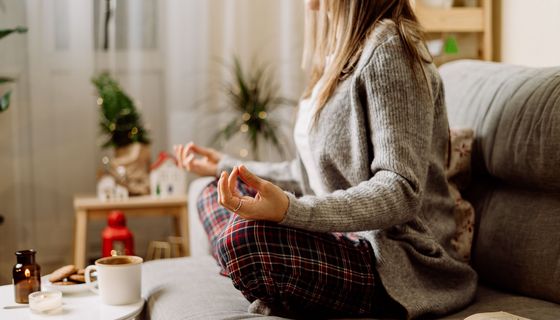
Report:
84,265,99,294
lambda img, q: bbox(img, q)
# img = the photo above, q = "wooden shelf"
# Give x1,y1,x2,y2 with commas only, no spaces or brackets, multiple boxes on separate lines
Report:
416,7,484,33
414,0,493,61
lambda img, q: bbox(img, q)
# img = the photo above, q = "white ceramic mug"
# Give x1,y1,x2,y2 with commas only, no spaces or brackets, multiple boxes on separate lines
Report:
85,255,143,305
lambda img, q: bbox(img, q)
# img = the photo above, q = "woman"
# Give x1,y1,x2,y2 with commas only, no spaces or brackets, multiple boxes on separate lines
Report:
175,0,477,318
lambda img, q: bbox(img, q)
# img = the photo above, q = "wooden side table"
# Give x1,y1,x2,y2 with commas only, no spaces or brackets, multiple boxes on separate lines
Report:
73,195,189,269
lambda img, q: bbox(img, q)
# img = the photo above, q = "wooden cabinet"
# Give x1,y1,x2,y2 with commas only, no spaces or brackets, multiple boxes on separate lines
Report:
415,0,493,63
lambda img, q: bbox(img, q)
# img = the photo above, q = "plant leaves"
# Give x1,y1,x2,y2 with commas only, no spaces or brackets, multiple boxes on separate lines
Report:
0,26,28,40
209,55,295,159
0,91,12,112
0,77,14,85
91,72,150,148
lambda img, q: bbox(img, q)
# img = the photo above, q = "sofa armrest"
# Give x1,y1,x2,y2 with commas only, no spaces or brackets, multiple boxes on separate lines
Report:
188,177,215,257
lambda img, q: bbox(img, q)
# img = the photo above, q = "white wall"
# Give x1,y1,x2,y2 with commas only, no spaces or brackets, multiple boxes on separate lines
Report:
498,0,560,67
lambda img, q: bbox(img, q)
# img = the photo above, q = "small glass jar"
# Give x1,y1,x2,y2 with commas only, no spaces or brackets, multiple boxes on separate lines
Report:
12,249,41,304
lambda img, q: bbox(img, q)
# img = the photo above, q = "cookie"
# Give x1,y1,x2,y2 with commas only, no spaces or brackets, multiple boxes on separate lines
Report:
69,274,85,283
52,280,79,286
76,269,85,275
49,265,78,283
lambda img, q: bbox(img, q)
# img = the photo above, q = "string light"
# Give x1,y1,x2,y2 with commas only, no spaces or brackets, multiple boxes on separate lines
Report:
239,149,248,158
240,124,249,133
258,111,267,119
242,113,251,121
129,127,138,138
97,97,103,106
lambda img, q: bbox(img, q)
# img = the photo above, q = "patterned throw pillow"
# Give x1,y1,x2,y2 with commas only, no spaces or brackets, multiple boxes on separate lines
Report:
446,128,475,262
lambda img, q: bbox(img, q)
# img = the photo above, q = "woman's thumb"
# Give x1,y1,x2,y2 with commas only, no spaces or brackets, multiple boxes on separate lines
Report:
238,165,264,190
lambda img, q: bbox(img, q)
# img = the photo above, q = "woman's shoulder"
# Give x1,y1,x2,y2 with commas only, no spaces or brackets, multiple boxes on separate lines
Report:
368,19,401,47
354,20,400,71
355,19,431,74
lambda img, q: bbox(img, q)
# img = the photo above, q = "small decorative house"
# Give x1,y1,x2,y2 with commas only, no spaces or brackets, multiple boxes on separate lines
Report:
150,152,186,197
97,174,129,201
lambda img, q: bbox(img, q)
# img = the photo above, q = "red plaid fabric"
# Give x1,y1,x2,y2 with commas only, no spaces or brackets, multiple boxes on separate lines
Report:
197,179,378,317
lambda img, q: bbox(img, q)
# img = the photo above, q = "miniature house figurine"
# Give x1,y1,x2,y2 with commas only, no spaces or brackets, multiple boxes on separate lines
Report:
97,175,129,201
150,152,186,197
97,159,129,201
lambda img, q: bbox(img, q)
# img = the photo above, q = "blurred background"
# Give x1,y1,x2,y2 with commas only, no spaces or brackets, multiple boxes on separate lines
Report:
0,0,305,283
0,0,559,284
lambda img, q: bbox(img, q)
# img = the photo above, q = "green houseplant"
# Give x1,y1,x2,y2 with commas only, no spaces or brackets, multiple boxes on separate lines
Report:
0,26,27,113
91,72,151,195
91,72,150,148
212,57,294,160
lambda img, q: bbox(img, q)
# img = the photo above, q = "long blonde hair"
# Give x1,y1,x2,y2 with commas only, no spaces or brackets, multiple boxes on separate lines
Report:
302,0,431,120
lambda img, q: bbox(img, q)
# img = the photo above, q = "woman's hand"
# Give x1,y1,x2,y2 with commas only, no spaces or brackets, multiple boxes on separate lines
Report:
173,142,222,177
218,165,289,222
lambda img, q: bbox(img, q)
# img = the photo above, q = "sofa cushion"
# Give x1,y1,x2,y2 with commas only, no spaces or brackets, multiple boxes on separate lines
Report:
440,285,560,320
466,181,560,305
446,128,476,262
440,60,560,191
142,256,288,320
440,60,560,305
142,256,560,320
142,257,560,320
188,177,214,257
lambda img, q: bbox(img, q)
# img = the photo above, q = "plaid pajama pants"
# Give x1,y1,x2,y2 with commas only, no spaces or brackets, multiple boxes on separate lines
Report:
197,179,379,317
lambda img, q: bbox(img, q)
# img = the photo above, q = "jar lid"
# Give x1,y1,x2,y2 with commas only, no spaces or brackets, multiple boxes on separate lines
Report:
15,249,37,256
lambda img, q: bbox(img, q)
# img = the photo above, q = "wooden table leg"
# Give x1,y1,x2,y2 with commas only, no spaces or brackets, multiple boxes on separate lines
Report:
172,210,181,241
74,209,88,269
178,206,190,257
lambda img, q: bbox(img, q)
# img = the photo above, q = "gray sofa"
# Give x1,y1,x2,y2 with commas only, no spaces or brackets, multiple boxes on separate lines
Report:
142,60,560,319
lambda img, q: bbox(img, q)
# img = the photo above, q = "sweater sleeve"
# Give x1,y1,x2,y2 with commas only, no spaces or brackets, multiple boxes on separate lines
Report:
280,36,435,232
217,155,304,195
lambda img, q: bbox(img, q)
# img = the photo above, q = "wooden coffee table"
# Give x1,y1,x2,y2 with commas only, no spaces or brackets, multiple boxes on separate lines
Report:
0,284,144,320
73,195,189,269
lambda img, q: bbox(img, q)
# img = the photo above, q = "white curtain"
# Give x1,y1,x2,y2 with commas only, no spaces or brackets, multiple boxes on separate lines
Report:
0,0,306,283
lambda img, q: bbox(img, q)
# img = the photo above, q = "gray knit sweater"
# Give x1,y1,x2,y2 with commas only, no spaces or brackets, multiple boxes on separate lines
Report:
217,21,477,319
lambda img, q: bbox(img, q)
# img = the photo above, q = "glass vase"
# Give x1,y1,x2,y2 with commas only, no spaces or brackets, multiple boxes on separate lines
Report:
12,249,41,304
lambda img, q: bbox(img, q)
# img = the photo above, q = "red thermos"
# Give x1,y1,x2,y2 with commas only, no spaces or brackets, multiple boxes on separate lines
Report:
102,211,134,257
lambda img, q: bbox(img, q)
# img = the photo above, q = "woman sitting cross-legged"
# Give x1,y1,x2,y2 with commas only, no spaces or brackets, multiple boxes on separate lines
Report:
175,0,477,318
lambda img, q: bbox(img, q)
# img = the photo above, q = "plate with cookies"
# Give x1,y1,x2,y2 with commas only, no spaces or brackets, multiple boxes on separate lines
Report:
42,265,97,294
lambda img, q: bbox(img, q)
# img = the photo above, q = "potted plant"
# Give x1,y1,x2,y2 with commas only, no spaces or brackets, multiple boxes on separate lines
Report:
212,57,294,160
92,72,151,195
0,26,27,114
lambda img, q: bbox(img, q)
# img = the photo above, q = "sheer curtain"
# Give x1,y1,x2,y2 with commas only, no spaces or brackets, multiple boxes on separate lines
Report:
164,0,305,160
0,0,32,285
0,0,305,281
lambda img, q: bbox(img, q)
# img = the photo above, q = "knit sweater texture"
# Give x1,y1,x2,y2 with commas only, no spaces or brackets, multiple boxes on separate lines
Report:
217,21,477,319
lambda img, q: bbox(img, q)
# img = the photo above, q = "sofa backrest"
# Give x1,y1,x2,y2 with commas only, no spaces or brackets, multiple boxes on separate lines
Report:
439,60,560,304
